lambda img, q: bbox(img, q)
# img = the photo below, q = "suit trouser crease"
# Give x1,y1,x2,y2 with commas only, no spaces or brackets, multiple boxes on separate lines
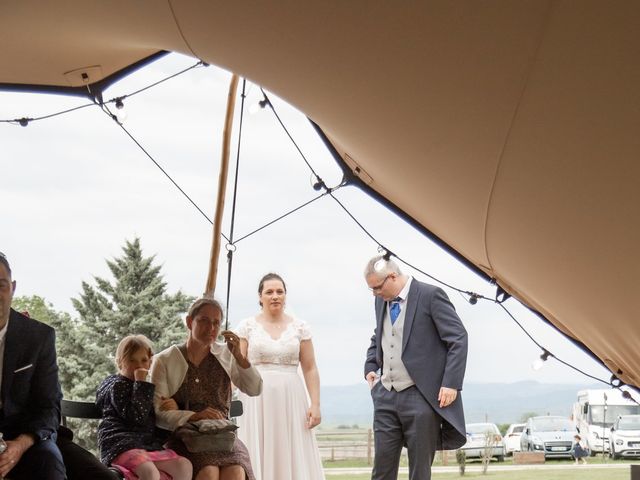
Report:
371,384,441,480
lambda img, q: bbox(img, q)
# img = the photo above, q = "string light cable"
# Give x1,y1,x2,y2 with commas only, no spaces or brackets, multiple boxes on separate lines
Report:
0,60,207,126
0,101,96,126
260,88,627,391
4,68,634,394
98,101,229,242
259,87,328,192
223,78,248,326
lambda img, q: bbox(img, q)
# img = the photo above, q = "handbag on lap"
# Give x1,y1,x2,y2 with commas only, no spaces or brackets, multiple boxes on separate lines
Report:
175,419,238,453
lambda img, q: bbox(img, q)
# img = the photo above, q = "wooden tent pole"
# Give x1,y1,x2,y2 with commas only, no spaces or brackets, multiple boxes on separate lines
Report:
205,74,239,296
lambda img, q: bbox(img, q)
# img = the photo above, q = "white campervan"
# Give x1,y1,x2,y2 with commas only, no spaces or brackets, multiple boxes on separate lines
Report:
573,389,640,454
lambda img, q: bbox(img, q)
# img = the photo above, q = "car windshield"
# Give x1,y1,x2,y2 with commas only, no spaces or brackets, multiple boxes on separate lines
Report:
531,418,574,432
513,425,524,433
618,416,640,430
467,424,497,435
590,405,640,428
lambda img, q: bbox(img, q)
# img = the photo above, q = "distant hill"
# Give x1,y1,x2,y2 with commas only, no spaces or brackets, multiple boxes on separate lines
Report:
320,381,602,427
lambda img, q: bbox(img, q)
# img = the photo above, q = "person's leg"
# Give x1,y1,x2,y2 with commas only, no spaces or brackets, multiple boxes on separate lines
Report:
57,435,121,480
371,383,405,480
220,464,245,480
155,457,193,480
134,461,161,480
399,386,441,480
8,438,66,480
196,465,220,480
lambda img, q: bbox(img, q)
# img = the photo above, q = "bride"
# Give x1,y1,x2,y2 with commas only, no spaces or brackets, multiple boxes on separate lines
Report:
234,273,325,480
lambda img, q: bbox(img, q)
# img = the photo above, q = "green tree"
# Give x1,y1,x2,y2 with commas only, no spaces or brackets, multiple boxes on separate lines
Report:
70,238,194,400
11,295,83,398
11,295,100,450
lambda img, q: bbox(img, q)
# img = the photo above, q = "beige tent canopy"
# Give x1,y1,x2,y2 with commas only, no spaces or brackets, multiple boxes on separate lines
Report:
1,1,639,387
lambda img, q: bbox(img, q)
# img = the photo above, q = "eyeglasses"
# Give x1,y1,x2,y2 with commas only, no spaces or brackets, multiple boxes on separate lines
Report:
369,275,390,292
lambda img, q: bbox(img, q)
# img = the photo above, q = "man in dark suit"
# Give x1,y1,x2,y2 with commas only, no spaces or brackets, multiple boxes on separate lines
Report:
0,252,66,479
364,255,468,480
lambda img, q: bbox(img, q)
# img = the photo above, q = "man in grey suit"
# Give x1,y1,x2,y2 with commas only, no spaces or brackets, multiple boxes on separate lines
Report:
364,255,468,480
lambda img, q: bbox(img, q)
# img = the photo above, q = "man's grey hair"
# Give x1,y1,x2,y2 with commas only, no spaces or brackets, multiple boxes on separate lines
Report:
364,255,402,278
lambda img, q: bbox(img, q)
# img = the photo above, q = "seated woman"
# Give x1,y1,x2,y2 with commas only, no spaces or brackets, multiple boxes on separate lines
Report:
150,298,263,480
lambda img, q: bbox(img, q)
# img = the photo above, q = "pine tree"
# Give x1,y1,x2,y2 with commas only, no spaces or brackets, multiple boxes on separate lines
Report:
11,295,82,399
70,238,194,400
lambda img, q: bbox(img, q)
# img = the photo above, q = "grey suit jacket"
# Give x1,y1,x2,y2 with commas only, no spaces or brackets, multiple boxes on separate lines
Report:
364,279,468,450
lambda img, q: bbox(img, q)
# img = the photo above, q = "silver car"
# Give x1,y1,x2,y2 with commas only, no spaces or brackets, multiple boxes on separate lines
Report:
462,423,505,462
520,416,576,458
610,415,640,459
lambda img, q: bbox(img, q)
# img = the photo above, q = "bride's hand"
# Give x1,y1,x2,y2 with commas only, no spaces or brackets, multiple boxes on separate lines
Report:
306,404,321,429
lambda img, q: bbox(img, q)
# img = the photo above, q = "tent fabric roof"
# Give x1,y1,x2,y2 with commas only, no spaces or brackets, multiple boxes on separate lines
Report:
1,1,639,386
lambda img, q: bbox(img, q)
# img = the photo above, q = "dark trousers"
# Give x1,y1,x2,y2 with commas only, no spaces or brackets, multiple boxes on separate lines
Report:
8,438,66,480
57,426,121,480
371,384,441,480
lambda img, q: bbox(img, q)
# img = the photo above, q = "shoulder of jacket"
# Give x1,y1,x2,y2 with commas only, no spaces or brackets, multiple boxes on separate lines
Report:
155,344,183,362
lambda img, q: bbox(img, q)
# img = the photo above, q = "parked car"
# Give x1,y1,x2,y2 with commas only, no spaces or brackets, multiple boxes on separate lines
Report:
462,423,505,462
609,414,640,459
520,416,576,458
503,423,526,455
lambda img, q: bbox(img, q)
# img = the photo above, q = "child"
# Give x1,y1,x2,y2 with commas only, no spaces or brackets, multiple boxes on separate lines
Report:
96,335,192,480
573,434,588,465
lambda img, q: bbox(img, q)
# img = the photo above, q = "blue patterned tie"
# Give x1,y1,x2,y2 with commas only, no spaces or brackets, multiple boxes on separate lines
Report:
390,297,402,325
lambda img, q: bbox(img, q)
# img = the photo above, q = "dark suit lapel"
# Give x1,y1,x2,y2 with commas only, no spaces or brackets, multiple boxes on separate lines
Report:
402,280,421,351
2,312,20,405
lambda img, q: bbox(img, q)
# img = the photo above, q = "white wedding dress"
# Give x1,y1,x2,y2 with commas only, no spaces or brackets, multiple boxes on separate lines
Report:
234,316,325,480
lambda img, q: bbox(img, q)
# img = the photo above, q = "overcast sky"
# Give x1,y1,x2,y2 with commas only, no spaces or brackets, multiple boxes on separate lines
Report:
1,53,611,388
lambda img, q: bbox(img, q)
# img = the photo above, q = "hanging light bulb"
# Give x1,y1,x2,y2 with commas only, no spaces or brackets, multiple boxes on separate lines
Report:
248,96,270,115
531,350,551,371
114,97,128,123
373,251,392,272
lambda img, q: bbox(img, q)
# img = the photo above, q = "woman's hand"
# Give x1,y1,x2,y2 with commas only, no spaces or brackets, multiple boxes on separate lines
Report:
221,330,250,368
159,396,178,411
189,407,226,421
306,404,321,429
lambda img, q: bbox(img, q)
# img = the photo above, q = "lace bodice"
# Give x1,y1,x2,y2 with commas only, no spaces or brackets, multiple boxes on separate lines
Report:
234,316,312,366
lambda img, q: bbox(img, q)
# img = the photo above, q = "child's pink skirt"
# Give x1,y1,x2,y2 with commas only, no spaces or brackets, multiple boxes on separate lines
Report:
112,448,182,480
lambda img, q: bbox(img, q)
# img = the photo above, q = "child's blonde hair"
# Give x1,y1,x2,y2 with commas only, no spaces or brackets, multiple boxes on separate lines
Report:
115,334,154,371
